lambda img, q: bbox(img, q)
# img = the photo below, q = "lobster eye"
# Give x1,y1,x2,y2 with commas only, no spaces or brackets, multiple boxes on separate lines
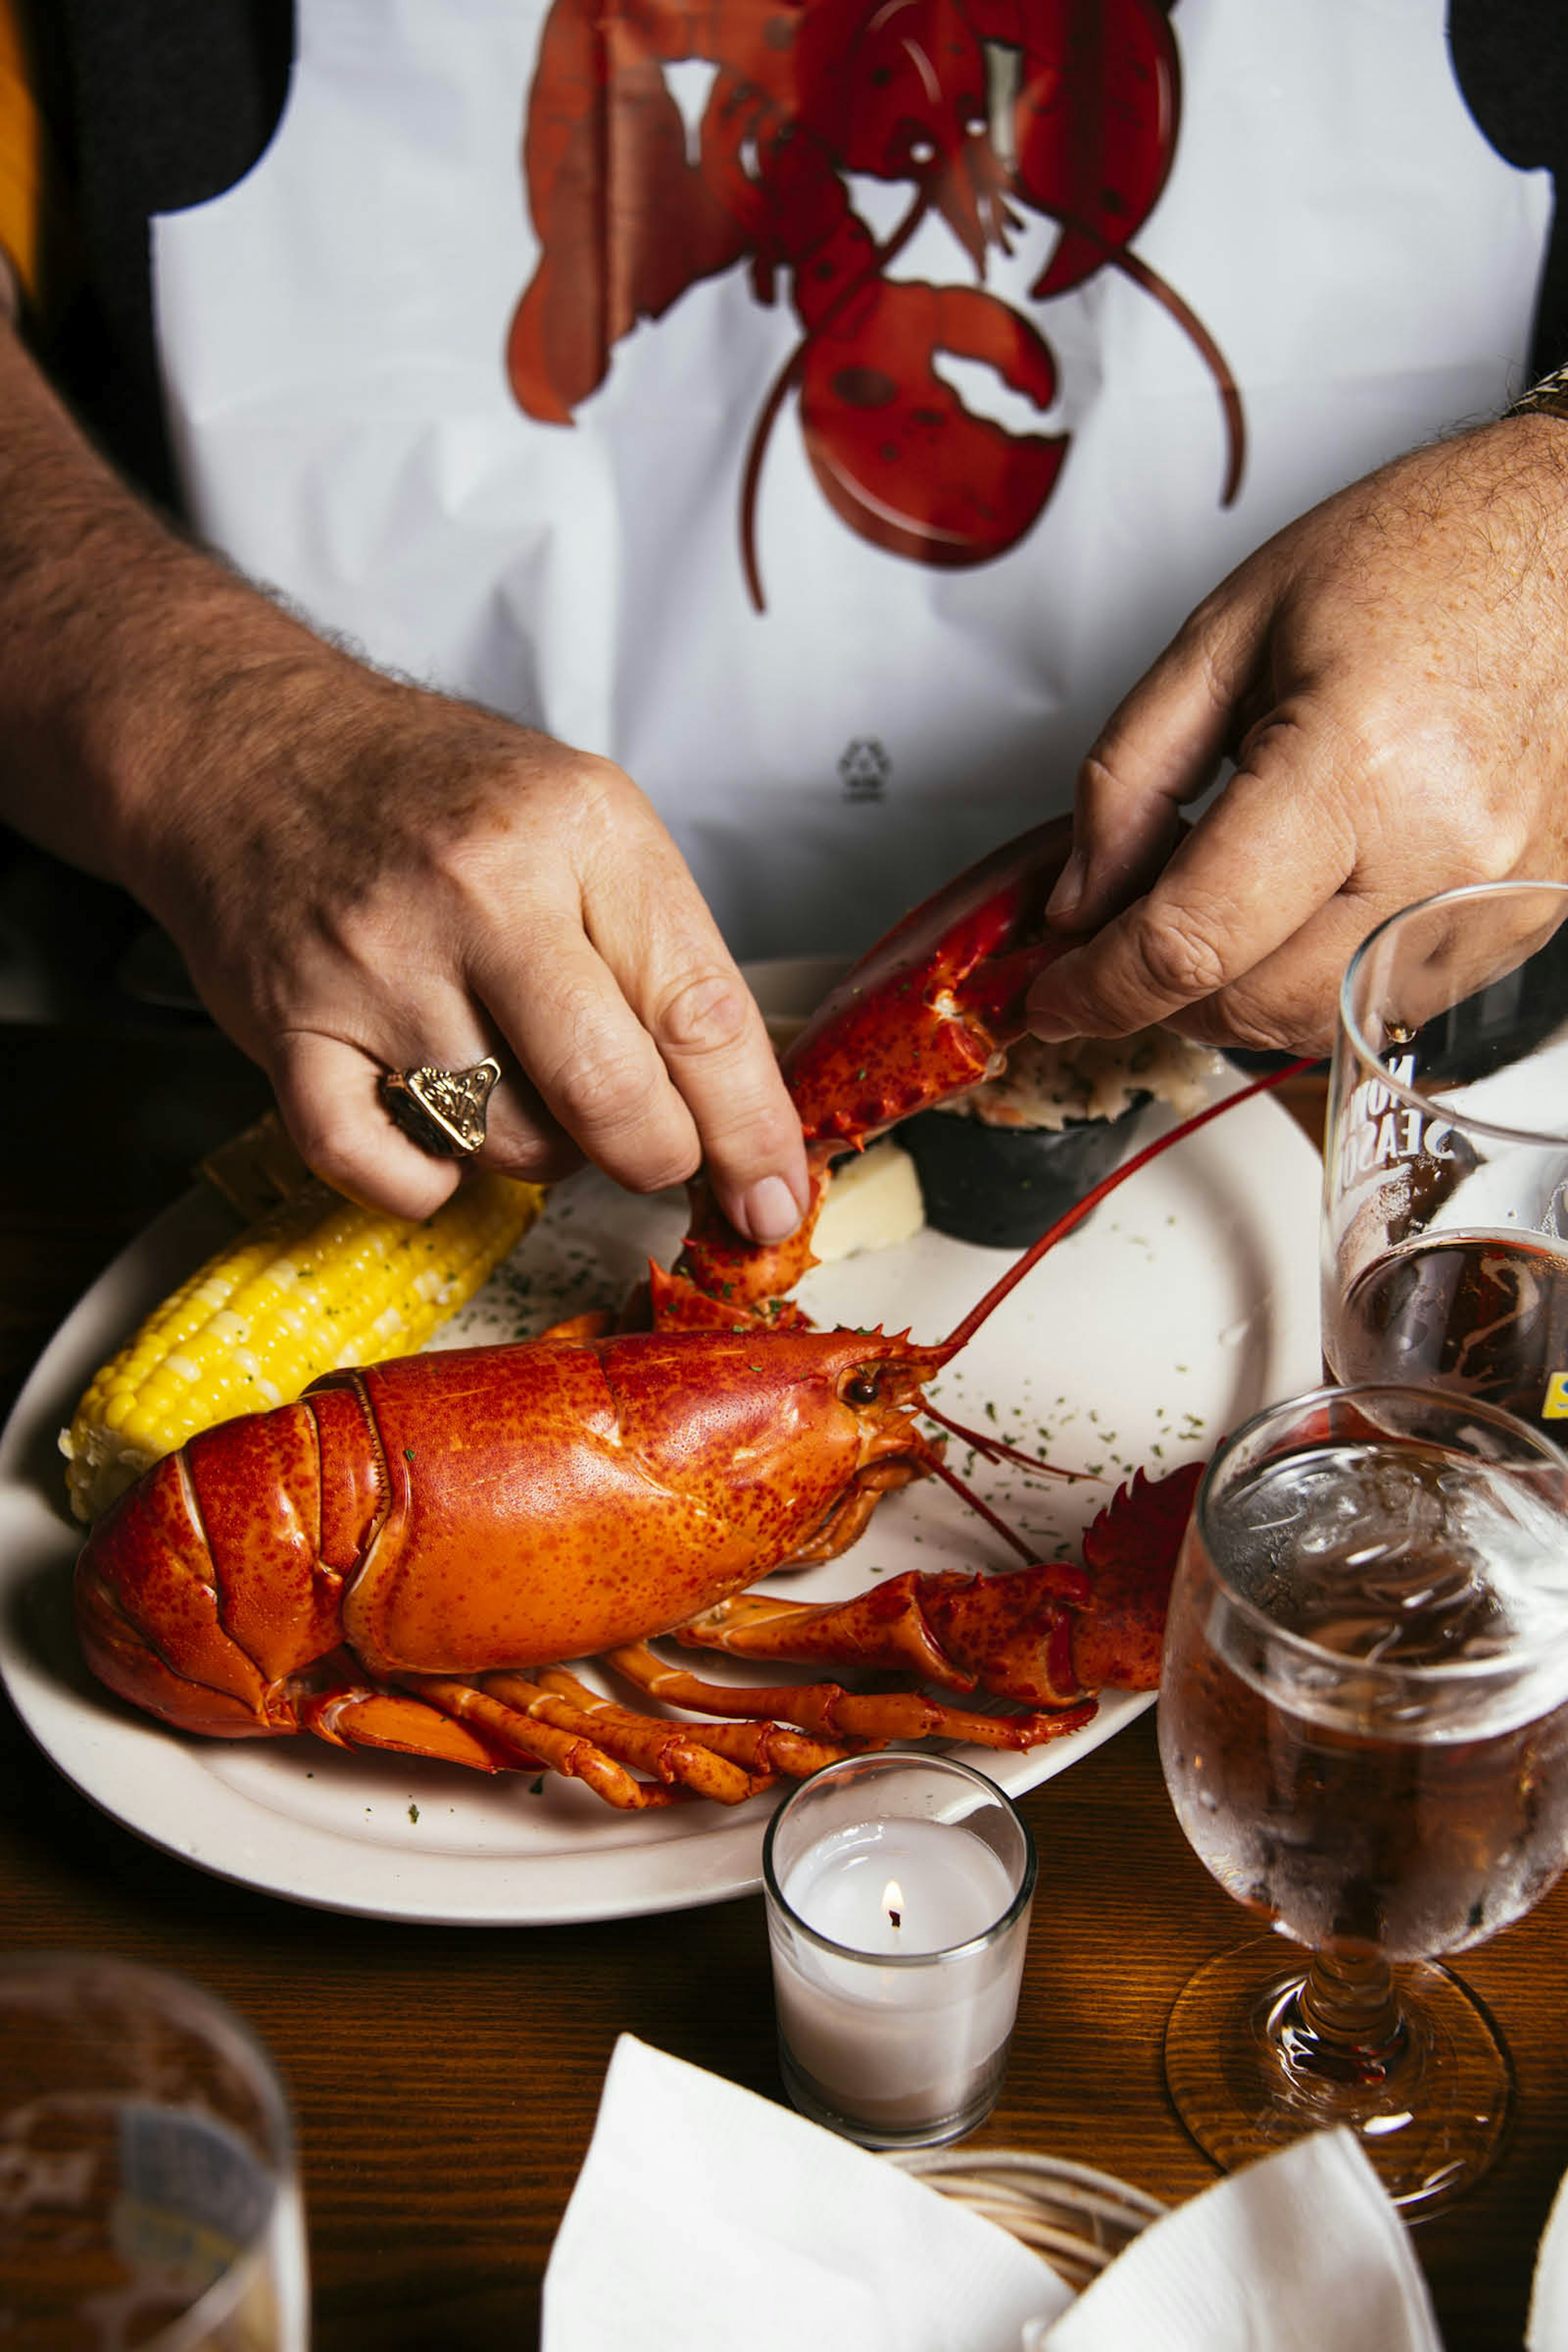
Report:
844,1371,881,1406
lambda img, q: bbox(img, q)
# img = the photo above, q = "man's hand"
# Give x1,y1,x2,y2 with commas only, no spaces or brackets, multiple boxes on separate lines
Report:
1027,419,1568,1054
134,676,811,1234
0,323,809,1236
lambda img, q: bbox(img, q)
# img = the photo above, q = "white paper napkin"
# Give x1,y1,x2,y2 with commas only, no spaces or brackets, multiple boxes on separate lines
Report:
541,2035,1074,2352
1027,2128,1441,2352
1529,2165,1568,2349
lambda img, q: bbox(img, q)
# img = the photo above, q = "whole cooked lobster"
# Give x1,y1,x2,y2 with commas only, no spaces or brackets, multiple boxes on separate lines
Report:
74,817,1298,1807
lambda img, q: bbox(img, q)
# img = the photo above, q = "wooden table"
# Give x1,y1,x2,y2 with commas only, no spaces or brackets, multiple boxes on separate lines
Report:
1,1023,1561,2352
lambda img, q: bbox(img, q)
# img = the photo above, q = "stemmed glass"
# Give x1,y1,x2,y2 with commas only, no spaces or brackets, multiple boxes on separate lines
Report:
1322,880,1568,1430
1158,1381,1568,2213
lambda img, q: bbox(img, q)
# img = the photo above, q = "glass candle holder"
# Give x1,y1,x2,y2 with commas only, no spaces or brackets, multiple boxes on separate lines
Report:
762,1752,1036,2150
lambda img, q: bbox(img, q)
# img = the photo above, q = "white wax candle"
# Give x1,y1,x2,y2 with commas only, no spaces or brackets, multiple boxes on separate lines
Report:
783,1819,1013,1954
771,1817,1028,2134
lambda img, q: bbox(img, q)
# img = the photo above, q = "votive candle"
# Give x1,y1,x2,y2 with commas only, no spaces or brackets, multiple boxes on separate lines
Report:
763,1753,1036,2149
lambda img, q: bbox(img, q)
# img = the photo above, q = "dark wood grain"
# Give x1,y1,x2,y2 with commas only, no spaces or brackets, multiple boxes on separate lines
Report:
0,1031,1557,2352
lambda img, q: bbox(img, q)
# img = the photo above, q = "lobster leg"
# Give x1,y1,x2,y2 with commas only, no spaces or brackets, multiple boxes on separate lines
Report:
481,1670,770,1802
604,1641,1094,1750
296,1665,695,1807
669,1461,1205,1708
670,1570,1088,1706
526,1667,855,1784
403,1675,692,1809
295,1680,520,1773
300,1664,792,1806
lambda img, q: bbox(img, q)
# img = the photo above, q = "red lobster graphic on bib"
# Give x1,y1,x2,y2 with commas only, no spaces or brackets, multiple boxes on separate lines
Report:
507,0,1242,607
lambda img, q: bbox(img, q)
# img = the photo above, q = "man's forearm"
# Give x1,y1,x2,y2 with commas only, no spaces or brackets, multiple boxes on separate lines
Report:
0,320,356,916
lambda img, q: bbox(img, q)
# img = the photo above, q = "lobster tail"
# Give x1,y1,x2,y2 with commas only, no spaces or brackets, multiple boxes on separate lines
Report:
74,1394,370,1738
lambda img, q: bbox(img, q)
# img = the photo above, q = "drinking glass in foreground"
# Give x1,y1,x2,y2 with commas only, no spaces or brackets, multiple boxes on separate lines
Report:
0,1954,308,2348
1323,879,1568,1432
1159,1383,1568,2213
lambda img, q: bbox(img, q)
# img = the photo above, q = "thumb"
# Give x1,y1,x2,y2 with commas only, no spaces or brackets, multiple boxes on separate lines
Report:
1049,590,1266,932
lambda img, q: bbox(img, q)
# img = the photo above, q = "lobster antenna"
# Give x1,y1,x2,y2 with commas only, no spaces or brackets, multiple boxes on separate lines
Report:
920,1401,1087,1483
923,1445,1040,1563
942,1059,1317,1354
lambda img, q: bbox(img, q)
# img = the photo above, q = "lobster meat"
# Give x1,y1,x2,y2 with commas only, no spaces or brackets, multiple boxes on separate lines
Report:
73,816,1302,1808
508,0,1243,605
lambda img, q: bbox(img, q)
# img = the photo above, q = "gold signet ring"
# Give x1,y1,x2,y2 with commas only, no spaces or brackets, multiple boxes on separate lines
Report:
380,1057,501,1158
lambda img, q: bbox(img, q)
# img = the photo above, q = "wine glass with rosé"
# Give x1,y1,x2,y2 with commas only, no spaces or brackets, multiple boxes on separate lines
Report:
1322,880,1568,1433
1158,1382,1568,2213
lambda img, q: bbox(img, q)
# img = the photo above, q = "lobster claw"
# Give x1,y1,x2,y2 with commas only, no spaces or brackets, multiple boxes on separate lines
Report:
670,1459,1205,1702
668,815,1075,1316
781,812,1076,1147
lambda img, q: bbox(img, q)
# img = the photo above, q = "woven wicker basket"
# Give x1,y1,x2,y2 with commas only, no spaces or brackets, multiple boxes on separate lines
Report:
884,2148,1165,2293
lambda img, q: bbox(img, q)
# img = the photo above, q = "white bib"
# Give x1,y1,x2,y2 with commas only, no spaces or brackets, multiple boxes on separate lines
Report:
152,0,1550,957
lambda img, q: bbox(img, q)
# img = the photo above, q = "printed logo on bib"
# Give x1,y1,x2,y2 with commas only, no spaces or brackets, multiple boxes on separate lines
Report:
1544,1372,1568,1421
506,0,1245,610
840,739,890,802
1336,1054,1459,1192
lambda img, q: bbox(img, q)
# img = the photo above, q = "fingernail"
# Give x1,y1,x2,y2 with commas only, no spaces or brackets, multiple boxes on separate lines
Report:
1025,1007,1075,1042
1045,850,1087,926
736,1174,802,1245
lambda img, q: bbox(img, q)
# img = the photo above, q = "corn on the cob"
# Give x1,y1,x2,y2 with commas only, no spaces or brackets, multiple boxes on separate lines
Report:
60,1171,544,1522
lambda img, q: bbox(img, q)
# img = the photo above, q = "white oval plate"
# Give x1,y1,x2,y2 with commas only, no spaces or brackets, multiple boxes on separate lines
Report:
0,1027,1321,1924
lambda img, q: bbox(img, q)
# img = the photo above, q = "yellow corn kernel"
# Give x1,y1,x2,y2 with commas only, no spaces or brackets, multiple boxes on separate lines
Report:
60,1170,544,1522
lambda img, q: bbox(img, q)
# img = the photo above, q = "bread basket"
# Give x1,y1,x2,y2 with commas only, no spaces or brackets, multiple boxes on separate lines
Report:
884,2147,1165,2292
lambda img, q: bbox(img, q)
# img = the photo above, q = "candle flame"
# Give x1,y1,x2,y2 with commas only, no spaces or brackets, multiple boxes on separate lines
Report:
883,1879,904,1929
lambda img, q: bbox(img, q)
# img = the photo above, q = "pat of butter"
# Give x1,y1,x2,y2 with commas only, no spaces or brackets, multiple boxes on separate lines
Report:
811,1139,926,1264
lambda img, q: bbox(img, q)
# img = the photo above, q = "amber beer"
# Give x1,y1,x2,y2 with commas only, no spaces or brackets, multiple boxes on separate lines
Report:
1159,1440,1568,1964
1323,1232,1568,1432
